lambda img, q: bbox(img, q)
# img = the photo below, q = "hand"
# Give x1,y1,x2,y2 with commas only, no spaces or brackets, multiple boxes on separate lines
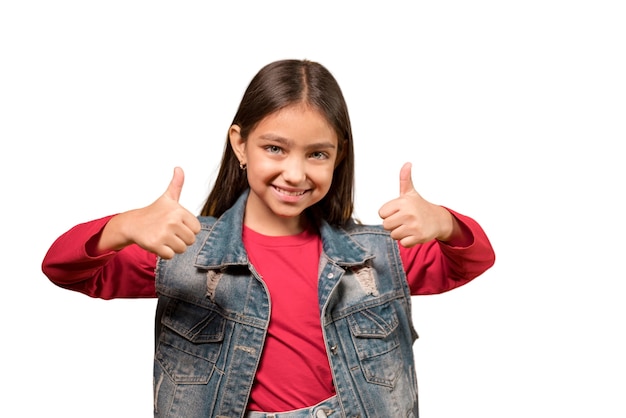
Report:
378,162,454,248
101,167,202,259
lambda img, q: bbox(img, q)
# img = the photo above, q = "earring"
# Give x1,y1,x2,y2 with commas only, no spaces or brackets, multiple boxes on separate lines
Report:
239,162,247,170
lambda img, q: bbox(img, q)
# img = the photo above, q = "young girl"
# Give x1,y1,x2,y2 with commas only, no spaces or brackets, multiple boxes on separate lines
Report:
42,59,495,418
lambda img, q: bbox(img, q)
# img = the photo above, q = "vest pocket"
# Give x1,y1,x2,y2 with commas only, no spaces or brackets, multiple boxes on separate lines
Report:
156,299,226,384
347,302,401,388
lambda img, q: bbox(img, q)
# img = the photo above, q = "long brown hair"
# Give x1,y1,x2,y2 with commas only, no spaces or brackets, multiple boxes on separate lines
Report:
200,59,355,226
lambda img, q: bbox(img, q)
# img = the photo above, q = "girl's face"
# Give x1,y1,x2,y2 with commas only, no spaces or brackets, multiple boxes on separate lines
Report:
230,104,340,235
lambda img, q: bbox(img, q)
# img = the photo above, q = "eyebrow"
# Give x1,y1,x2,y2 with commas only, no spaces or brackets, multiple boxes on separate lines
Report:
258,133,337,150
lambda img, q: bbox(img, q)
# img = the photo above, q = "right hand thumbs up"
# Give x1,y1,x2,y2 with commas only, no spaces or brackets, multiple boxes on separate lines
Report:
164,166,185,202
124,167,202,259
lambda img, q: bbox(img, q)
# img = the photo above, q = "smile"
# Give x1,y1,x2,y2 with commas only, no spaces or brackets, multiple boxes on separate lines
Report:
273,186,307,197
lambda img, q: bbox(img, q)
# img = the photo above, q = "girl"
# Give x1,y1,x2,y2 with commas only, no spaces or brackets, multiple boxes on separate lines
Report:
42,59,495,418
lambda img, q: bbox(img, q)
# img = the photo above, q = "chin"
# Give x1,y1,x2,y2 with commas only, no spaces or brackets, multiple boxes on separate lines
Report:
273,208,306,219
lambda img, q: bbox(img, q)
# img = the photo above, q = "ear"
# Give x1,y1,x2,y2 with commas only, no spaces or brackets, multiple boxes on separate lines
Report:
229,124,246,164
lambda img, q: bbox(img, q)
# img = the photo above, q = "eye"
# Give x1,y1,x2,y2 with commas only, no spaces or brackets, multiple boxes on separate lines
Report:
265,145,283,155
310,151,329,160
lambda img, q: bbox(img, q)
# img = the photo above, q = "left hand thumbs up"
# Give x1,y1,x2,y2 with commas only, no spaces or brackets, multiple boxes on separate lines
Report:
379,162,453,247
399,161,417,196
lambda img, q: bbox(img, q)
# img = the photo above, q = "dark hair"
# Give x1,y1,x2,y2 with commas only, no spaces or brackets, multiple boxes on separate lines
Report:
200,59,355,226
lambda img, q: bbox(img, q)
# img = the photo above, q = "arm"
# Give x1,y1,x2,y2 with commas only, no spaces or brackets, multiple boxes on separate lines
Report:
378,162,495,294
41,167,201,299
399,209,495,295
41,216,159,299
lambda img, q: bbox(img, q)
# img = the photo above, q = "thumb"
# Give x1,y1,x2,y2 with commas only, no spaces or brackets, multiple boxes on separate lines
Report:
164,166,185,202
399,162,415,196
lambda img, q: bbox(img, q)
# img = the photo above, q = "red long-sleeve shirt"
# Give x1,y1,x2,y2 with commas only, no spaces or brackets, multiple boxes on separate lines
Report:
42,210,495,300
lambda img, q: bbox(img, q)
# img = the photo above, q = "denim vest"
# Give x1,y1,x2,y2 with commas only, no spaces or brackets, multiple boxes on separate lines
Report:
154,191,419,418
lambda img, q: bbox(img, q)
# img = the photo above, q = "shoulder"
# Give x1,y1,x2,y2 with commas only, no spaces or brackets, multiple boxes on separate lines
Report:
198,215,218,229
340,220,389,237
181,215,219,245
327,220,396,249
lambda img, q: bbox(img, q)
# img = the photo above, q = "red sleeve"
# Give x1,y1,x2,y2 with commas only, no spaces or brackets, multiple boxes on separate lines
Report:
400,208,495,295
41,215,158,300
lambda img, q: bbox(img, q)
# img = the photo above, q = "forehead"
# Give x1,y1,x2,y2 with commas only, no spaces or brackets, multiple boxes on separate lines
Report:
250,104,338,146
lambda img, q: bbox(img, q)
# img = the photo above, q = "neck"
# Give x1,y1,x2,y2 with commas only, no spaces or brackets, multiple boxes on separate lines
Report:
243,212,308,236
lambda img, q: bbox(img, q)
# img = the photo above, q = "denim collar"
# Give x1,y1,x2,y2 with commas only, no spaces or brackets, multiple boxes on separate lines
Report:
194,189,373,269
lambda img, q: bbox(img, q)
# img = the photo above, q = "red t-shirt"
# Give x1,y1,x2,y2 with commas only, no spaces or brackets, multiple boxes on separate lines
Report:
42,212,495,411
242,225,331,411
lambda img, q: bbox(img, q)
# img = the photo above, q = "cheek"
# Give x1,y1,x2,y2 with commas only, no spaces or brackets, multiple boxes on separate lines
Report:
248,158,276,178
315,166,337,189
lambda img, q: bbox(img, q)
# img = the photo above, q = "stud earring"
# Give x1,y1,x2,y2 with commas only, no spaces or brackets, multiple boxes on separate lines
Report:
239,162,247,170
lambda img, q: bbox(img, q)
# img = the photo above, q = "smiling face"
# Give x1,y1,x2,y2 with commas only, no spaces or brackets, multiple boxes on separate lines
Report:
230,103,340,235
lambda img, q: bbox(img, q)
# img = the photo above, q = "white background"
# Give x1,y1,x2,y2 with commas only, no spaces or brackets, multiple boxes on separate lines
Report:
2,1,625,417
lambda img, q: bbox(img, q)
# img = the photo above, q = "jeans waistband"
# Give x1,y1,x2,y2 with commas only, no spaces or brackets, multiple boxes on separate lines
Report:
244,395,340,418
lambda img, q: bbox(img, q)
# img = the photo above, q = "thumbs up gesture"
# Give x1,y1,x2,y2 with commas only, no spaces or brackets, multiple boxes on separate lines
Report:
99,167,202,259
378,162,455,248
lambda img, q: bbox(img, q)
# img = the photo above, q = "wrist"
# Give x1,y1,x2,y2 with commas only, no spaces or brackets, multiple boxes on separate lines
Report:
437,207,472,247
97,212,134,252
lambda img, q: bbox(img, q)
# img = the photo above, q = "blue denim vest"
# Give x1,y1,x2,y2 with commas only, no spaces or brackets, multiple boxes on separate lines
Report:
154,191,419,418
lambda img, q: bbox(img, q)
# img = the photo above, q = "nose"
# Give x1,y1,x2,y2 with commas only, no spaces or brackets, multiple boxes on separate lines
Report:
282,156,307,185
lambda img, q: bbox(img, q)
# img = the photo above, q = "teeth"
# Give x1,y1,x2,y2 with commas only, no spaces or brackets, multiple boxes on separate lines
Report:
276,187,305,196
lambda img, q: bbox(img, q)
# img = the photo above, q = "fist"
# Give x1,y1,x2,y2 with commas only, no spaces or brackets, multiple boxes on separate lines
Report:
129,167,202,259
378,162,453,247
